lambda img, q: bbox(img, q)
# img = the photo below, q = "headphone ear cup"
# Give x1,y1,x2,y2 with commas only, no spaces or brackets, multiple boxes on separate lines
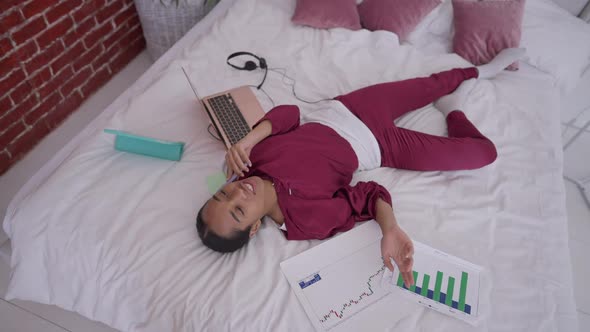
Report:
244,61,257,71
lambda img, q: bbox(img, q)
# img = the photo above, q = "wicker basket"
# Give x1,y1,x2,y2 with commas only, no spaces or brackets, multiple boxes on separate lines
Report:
134,0,217,61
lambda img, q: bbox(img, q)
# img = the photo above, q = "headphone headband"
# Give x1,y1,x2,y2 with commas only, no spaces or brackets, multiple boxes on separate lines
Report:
226,52,267,70
226,51,268,89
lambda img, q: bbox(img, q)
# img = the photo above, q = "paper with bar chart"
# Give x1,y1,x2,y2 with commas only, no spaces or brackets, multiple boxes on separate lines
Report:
281,222,483,331
381,241,482,325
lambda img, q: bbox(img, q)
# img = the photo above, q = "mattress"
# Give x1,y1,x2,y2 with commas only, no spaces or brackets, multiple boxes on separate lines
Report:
2,0,579,331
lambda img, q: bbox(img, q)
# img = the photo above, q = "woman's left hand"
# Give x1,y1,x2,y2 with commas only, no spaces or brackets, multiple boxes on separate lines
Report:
381,226,415,287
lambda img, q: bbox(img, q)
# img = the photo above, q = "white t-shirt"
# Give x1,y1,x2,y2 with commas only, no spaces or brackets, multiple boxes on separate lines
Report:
301,100,381,171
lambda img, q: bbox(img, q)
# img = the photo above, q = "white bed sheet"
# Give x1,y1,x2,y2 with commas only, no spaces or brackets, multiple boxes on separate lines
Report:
2,0,578,331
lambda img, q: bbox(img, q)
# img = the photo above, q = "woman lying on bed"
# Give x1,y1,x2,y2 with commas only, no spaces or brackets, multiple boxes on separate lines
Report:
196,48,525,287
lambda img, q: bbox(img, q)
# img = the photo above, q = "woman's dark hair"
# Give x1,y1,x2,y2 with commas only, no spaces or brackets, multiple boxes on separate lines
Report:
196,204,251,253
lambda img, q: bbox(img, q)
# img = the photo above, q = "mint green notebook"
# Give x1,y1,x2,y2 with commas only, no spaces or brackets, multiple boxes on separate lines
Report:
104,129,184,161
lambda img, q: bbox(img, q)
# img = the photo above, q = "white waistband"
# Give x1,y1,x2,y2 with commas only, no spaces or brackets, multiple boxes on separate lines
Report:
301,101,381,171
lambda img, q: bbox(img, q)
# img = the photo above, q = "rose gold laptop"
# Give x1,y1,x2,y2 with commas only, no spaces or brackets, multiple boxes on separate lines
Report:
182,67,265,149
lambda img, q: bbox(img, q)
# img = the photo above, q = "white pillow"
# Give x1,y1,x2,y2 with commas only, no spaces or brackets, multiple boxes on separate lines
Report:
520,0,590,93
406,0,453,55
406,0,590,93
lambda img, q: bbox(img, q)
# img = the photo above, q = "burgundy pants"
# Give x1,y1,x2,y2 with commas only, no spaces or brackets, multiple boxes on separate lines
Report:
334,67,497,171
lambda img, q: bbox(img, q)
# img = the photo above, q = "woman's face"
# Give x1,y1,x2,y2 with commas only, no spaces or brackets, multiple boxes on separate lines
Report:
202,176,268,238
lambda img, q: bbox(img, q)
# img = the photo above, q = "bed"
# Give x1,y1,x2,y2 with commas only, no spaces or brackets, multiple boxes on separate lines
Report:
2,0,588,331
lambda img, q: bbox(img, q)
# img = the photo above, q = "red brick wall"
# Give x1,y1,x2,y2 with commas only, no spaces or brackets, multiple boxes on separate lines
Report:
0,0,146,176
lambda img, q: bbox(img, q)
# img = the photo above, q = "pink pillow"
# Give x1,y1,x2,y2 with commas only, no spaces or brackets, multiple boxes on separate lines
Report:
452,0,525,71
358,0,442,41
292,0,361,30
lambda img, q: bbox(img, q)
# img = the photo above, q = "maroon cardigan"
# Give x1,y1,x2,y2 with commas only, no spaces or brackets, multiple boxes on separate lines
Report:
243,105,392,240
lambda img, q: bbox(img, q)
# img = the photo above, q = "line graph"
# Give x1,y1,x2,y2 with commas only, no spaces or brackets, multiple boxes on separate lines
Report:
319,265,386,322
291,240,391,330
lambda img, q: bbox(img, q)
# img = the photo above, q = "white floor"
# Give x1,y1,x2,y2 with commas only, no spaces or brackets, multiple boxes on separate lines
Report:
0,50,589,331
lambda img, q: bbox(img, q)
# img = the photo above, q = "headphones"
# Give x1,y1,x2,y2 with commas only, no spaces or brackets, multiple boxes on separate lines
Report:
226,51,268,89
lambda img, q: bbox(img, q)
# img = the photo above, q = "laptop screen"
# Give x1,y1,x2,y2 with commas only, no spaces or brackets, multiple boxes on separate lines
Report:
181,67,203,101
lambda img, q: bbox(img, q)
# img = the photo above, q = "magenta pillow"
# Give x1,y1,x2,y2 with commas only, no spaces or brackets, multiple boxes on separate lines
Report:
452,0,525,71
358,0,441,41
292,0,361,30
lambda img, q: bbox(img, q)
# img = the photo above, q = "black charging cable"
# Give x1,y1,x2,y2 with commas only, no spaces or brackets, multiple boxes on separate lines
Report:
268,67,332,104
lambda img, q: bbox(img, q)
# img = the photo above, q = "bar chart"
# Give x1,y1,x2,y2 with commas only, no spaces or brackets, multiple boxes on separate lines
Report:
396,270,472,314
383,241,482,324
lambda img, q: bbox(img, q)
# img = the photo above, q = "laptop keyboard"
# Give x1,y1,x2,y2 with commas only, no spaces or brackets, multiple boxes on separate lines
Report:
208,94,251,145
